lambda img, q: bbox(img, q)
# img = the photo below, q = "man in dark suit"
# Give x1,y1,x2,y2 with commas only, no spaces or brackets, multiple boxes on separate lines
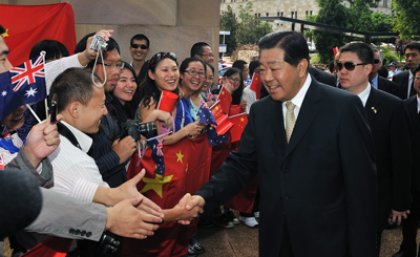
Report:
183,31,377,257
337,42,412,256
393,42,420,99
394,65,420,257
370,47,401,98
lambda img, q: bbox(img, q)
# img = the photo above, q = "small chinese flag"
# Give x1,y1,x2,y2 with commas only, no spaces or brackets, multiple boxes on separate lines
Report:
217,86,232,115
332,47,339,57
249,72,261,100
229,113,248,143
210,101,233,135
157,90,178,112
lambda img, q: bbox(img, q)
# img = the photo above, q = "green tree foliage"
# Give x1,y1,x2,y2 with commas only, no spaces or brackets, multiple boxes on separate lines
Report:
392,0,420,39
313,0,393,63
220,3,272,53
220,5,238,55
313,0,348,63
235,2,272,46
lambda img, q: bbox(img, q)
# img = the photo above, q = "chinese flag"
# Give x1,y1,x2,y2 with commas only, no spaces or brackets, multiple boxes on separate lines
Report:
124,139,191,257
21,237,72,257
157,90,179,112
0,3,76,65
249,72,261,100
210,101,233,135
217,86,232,114
185,134,212,194
229,113,248,143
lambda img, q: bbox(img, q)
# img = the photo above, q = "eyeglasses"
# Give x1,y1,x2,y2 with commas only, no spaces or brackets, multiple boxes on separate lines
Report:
336,62,367,71
131,43,148,50
228,77,241,83
96,61,125,69
373,59,380,64
185,69,205,77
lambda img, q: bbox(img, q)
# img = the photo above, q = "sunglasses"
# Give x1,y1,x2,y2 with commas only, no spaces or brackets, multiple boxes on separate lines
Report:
131,43,148,50
336,62,367,71
373,59,380,64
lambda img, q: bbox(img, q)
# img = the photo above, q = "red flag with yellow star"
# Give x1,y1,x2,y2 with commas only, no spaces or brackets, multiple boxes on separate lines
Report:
249,72,261,100
185,134,212,193
124,138,191,257
0,3,76,65
217,86,232,114
229,112,248,143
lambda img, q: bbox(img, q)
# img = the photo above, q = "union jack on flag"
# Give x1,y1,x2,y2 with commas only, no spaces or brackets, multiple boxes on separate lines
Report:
10,54,45,92
0,53,47,121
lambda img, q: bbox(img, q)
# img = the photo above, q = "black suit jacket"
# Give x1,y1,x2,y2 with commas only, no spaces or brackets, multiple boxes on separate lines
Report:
393,71,415,99
365,88,412,229
377,76,401,99
403,96,420,192
198,78,377,257
309,66,337,87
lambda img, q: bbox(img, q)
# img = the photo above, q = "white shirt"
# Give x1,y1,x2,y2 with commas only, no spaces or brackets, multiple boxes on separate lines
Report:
408,70,414,99
357,83,372,107
241,85,257,114
417,95,420,114
48,121,108,203
282,75,312,128
45,54,83,93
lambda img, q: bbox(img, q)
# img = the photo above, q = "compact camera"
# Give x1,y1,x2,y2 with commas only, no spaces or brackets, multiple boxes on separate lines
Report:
90,35,108,51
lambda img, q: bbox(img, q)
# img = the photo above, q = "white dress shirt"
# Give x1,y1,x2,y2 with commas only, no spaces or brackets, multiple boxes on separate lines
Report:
48,121,109,203
45,54,83,93
357,83,372,107
282,74,312,128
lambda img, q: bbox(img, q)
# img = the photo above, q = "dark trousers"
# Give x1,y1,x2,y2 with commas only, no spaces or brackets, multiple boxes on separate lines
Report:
280,225,294,257
399,192,420,255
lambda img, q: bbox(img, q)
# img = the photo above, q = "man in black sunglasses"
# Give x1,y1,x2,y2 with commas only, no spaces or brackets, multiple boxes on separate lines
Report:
369,47,401,98
129,34,150,78
338,42,412,257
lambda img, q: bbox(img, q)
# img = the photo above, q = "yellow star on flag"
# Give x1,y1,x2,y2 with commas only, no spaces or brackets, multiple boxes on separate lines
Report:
176,150,184,163
141,174,173,198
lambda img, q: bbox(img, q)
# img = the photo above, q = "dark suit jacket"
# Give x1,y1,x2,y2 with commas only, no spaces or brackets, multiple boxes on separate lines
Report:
377,76,401,99
198,78,377,257
309,66,337,87
403,96,420,192
365,88,412,229
392,71,415,99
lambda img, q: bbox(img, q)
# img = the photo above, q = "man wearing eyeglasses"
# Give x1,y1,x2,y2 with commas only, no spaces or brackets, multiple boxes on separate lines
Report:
129,34,150,78
369,47,401,98
393,42,420,99
337,42,412,257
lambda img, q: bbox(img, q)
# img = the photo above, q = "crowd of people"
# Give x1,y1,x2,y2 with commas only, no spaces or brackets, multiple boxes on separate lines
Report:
0,23,420,257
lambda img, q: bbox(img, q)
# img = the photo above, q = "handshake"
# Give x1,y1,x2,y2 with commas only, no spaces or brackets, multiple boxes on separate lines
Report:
106,177,206,240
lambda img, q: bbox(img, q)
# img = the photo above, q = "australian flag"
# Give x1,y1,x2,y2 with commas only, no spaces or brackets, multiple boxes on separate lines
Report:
197,103,228,146
0,54,46,121
147,138,165,176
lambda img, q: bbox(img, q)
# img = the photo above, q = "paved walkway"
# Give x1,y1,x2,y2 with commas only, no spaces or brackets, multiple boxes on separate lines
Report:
197,224,408,257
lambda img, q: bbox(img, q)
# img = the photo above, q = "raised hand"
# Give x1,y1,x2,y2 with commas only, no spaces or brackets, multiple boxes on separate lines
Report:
22,116,62,168
113,169,163,218
112,135,136,164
